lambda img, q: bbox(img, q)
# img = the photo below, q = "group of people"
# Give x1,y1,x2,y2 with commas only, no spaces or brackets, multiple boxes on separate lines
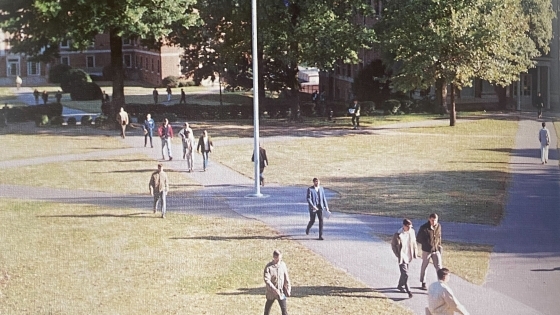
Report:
152,86,187,104
265,211,467,315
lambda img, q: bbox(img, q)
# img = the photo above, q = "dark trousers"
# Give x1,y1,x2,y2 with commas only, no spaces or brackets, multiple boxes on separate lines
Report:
264,298,288,315
306,208,324,237
398,263,411,293
144,131,153,147
352,115,360,126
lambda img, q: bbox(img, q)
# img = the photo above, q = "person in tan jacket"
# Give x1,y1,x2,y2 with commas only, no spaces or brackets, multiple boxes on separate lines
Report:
116,107,129,139
149,163,169,218
391,218,419,298
263,249,291,315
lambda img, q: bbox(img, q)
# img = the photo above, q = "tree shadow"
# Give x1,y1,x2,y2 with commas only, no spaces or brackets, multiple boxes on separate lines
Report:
531,267,560,272
170,235,290,241
218,285,386,299
37,212,147,218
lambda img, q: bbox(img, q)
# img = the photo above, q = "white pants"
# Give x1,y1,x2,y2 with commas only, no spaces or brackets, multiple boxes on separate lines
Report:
541,144,549,163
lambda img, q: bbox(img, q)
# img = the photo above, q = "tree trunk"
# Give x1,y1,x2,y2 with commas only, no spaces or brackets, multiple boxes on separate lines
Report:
436,78,448,115
109,28,125,114
450,83,456,126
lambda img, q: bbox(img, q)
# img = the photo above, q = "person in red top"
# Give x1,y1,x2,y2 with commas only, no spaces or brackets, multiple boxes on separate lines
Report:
158,118,174,161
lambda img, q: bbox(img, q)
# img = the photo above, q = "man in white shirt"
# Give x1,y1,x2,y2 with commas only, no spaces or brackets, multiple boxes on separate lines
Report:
391,218,419,298
539,122,550,164
427,268,469,315
178,122,195,172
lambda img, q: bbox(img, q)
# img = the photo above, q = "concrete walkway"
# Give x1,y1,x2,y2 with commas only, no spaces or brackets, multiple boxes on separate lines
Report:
1,111,559,314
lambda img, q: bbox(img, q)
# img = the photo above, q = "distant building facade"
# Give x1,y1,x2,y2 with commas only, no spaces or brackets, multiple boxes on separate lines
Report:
0,32,182,87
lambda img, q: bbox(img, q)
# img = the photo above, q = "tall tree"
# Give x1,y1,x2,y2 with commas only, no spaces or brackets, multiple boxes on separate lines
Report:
175,0,375,106
0,0,198,113
376,0,553,126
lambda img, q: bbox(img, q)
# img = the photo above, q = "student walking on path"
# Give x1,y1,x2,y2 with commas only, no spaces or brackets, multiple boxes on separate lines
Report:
391,218,418,298
539,122,550,164
116,107,129,139
252,144,268,186
417,213,443,290
197,130,213,171
143,113,155,148
179,122,195,172
427,268,470,315
305,177,330,240
263,249,291,315
158,118,174,161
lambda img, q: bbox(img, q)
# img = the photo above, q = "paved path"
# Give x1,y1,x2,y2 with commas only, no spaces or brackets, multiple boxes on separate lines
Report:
1,111,559,314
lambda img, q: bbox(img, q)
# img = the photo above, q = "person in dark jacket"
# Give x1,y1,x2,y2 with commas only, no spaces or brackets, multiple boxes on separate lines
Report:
417,213,443,290
252,144,269,186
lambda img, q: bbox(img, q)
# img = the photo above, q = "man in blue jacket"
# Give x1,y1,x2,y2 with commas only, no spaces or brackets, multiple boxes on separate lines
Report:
306,178,330,240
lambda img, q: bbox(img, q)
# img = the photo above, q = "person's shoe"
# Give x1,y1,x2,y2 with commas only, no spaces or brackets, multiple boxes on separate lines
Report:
318,236,324,240
169,157,173,161
183,154,186,159
153,209,156,214
397,286,405,293
408,292,413,298
545,160,548,163
542,162,545,165
420,283,427,290
151,145,153,148
305,228,310,235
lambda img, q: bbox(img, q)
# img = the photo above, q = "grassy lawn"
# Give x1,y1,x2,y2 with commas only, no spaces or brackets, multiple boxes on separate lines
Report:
0,133,126,161
212,117,517,225
0,199,412,315
0,153,201,194
375,234,492,285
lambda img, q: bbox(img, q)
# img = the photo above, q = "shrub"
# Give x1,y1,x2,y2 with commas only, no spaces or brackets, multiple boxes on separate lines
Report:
360,101,376,116
382,99,402,115
67,117,77,126
177,78,190,87
70,82,103,101
50,116,65,126
7,107,27,122
94,115,109,126
60,68,92,93
49,64,72,84
162,76,180,88
81,115,93,125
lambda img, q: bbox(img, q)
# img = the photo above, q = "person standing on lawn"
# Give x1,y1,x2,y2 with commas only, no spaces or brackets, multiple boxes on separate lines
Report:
158,118,174,161
349,99,360,130
149,163,169,219
179,88,187,104
306,177,331,240
263,249,291,315
116,107,129,139
153,87,159,104
391,218,418,298
251,143,268,186
417,213,443,290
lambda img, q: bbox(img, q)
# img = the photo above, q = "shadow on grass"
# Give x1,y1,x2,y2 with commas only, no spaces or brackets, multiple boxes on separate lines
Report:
219,286,386,299
37,212,147,218
170,235,289,241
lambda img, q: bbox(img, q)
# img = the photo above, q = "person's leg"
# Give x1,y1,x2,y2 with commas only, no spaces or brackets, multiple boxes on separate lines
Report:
144,133,148,147
352,115,356,127
161,191,167,218
541,145,546,163
264,299,275,315
278,298,288,315
432,251,442,271
161,138,166,159
153,193,159,213
420,251,430,285
306,210,316,234
148,131,153,148
186,151,193,170
203,151,209,170
356,116,360,127
183,144,187,159
167,139,173,159
317,209,324,239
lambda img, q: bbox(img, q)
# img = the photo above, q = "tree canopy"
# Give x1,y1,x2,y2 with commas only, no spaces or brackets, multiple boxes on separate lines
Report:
376,0,554,125
0,0,198,109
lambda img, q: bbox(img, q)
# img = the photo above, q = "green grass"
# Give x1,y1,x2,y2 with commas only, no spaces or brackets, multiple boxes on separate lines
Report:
213,117,517,225
0,199,412,315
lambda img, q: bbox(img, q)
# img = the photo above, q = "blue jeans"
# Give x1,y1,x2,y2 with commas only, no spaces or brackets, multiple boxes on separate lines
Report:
153,191,167,215
144,129,153,147
202,151,209,170
161,137,172,159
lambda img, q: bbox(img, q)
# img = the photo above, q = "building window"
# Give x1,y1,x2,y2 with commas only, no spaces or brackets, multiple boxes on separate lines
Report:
7,59,19,76
145,58,149,70
61,57,70,66
123,38,131,45
151,59,154,71
124,54,132,68
157,60,160,73
60,40,70,48
86,56,95,68
27,62,40,75
140,56,143,69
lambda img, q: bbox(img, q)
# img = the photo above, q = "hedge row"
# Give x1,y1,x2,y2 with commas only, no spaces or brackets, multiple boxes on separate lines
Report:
4,103,63,123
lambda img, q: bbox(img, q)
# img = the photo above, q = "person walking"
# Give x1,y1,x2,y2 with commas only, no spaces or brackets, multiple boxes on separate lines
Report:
263,249,291,315
179,88,187,104
153,87,159,104
427,268,470,315
306,178,331,240
41,90,49,105
149,163,169,219
252,143,269,186
417,213,443,290
391,218,418,298
179,122,195,172
55,91,62,104
535,92,544,118
116,107,129,139
33,89,40,105
539,122,550,164
349,99,360,130
15,75,22,90
166,85,172,102
143,113,155,148
158,118,174,160
197,130,213,171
